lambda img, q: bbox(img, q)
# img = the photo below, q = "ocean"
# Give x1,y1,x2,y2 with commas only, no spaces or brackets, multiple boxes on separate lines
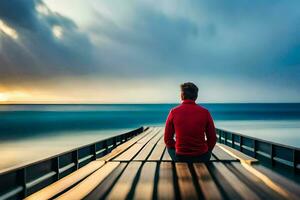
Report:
0,103,300,171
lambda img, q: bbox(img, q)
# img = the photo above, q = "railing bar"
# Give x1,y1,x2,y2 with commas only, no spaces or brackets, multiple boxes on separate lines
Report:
216,128,300,151
59,163,76,174
96,148,106,155
0,186,23,200
0,127,144,175
26,171,57,189
0,127,145,199
273,157,294,167
241,145,254,152
78,155,94,164
216,128,299,170
256,151,271,159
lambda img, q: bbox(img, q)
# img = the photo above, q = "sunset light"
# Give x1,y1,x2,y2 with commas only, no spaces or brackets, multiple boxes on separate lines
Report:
0,93,8,102
0,91,34,103
0,19,18,40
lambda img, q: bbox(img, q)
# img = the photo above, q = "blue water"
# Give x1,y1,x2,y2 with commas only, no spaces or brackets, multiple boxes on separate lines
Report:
0,103,300,171
1,103,300,139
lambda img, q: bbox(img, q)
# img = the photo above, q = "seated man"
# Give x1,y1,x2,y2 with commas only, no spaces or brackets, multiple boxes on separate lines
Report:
164,82,217,162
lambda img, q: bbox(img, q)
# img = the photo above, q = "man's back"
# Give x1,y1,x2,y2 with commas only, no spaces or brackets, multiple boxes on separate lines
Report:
164,100,217,156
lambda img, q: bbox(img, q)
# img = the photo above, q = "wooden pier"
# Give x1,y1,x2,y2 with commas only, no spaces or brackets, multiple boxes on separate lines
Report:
1,127,300,199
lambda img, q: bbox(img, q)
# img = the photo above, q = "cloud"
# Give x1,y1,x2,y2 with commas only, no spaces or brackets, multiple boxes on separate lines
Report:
0,0,299,101
81,0,300,78
0,0,96,83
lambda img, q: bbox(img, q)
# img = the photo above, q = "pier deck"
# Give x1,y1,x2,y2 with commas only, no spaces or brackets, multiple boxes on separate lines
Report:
25,127,300,200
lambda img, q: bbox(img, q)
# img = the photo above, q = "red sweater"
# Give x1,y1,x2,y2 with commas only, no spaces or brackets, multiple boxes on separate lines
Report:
164,100,217,156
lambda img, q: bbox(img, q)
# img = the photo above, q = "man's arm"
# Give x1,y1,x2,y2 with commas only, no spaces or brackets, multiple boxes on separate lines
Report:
164,110,175,148
206,111,217,151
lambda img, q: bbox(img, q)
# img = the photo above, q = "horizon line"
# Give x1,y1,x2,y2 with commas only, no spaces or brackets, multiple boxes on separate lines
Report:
1,102,300,105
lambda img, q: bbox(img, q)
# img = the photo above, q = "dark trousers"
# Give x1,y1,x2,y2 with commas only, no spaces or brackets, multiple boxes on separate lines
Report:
167,148,211,163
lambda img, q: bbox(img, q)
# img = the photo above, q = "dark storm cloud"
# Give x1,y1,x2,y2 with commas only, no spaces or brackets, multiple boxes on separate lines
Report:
90,6,199,75
0,0,299,97
86,0,300,84
0,0,95,82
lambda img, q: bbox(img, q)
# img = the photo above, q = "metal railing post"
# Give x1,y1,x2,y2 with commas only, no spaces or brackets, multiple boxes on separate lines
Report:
253,140,257,158
93,144,97,160
75,150,79,170
271,144,274,166
55,157,60,180
105,140,109,154
240,136,243,152
22,168,27,198
224,131,227,145
293,150,299,173
113,137,117,147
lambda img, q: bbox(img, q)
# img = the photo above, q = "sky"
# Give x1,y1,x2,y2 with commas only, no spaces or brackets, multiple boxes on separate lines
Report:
0,0,299,103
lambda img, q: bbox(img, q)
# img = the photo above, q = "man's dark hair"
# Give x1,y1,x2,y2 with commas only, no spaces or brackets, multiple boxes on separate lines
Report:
180,82,198,100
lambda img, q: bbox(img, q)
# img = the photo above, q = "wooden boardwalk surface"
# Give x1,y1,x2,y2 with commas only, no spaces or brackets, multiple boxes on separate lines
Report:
26,127,300,200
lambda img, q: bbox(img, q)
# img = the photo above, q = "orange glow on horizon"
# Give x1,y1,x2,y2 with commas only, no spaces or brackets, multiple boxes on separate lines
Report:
0,93,9,102
0,91,36,104
0,90,110,104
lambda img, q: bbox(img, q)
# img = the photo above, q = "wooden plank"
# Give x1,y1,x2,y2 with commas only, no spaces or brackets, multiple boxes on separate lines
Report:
157,162,175,200
157,134,165,144
162,148,173,161
25,161,105,200
114,143,145,161
133,142,157,161
193,163,223,200
133,162,157,200
212,163,259,200
99,127,154,161
84,163,127,200
147,143,165,161
175,163,198,199
114,129,159,161
253,165,300,198
133,131,162,161
106,162,142,199
148,134,165,161
137,128,159,144
55,162,120,200
230,162,285,199
212,145,237,161
217,144,258,163
148,129,163,144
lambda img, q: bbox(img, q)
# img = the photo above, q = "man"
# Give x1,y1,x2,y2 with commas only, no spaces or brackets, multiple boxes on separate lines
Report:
164,82,217,162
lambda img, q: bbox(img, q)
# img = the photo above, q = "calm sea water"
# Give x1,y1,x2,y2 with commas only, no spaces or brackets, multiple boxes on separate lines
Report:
0,103,300,171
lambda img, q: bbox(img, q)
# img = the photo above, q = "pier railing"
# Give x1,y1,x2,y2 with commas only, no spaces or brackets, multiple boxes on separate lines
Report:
1,126,299,199
0,126,145,200
216,128,300,171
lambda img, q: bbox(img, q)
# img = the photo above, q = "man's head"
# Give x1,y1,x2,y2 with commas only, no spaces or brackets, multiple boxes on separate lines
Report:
180,82,198,101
